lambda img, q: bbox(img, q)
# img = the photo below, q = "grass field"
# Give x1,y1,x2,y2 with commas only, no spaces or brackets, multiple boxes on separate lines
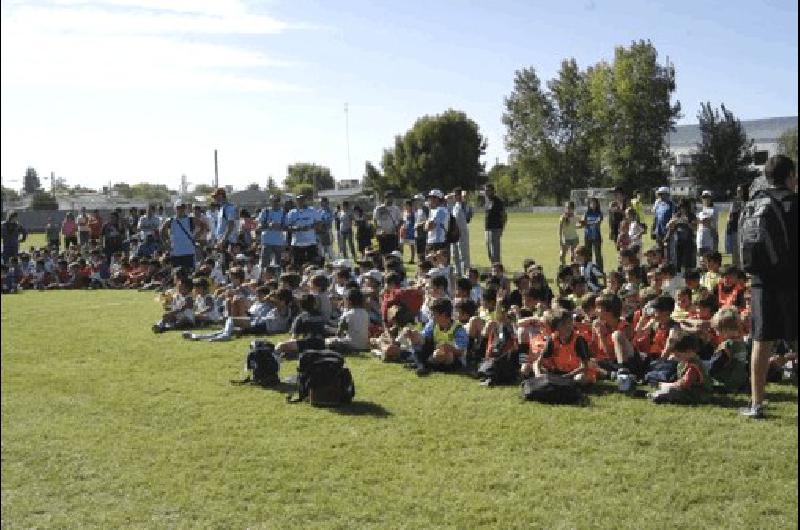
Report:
2,213,797,529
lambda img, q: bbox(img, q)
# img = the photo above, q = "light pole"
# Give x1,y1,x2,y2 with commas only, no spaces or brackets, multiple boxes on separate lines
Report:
344,102,351,181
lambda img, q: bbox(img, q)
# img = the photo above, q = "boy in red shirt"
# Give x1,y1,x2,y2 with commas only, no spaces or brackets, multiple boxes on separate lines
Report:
589,293,635,380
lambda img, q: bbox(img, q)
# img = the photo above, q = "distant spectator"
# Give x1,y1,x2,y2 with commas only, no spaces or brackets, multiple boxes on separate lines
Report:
61,212,78,249
651,186,676,248
580,197,604,271
1,211,27,263
483,183,506,264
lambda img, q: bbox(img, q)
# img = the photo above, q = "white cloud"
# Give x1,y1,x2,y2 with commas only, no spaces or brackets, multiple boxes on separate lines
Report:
0,0,305,92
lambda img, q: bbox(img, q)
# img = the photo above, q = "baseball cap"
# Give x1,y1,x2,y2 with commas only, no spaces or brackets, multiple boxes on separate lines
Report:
413,193,425,201
701,190,713,198
656,186,670,195
427,189,444,199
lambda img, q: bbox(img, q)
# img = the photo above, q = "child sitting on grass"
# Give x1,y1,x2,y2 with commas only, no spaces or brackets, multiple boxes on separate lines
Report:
648,333,709,404
275,293,328,359
152,276,194,333
706,307,749,393
532,308,593,385
326,288,370,354
408,298,468,376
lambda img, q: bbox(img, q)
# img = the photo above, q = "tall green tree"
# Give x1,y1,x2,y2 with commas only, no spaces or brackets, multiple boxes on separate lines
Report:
31,191,58,210
381,109,486,195
778,126,798,164
266,176,280,194
693,102,759,193
363,161,388,197
284,163,335,195
193,184,215,196
23,167,40,195
589,40,681,190
1,186,20,203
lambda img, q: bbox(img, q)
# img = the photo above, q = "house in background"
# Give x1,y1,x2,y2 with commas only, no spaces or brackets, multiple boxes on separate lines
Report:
666,116,797,196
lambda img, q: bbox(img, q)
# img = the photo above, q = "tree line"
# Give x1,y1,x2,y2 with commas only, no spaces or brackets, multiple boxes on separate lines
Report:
6,39,798,209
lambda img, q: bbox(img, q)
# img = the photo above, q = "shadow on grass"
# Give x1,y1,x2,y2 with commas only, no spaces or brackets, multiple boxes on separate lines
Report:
327,400,392,418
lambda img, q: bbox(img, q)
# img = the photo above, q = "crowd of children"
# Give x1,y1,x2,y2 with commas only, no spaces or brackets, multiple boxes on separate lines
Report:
3,201,797,410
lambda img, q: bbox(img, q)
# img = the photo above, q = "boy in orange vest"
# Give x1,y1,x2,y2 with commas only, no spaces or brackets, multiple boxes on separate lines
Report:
532,309,593,385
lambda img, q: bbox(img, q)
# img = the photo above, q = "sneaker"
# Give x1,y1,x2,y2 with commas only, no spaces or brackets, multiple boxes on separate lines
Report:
479,379,493,387
151,323,164,334
181,331,196,340
609,371,618,382
739,404,766,419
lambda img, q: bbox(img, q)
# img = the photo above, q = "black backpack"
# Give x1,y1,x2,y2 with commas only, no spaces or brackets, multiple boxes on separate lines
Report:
445,213,460,244
231,341,279,386
521,374,583,404
477,352,519,385
738,189,792,275
288,350,355,406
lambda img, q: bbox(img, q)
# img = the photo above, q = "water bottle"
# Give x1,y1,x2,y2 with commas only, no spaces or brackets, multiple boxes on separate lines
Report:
617,372,635,393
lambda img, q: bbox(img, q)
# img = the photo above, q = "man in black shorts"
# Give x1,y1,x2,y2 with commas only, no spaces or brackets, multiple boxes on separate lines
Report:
741,155,798,419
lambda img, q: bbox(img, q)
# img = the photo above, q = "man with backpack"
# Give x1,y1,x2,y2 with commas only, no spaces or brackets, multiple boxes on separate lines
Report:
739,155,798,419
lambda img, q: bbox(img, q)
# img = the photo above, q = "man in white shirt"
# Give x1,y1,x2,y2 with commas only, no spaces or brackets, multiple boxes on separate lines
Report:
286,194,320,267
373,193,402,256
450,188,470,277
425,189,450,258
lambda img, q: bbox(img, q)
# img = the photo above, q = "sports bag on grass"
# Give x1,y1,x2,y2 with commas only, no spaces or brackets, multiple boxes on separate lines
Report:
231,340,280,386
738,189,792,275
477,352,519,385
287,350,355,406
520,374,583,404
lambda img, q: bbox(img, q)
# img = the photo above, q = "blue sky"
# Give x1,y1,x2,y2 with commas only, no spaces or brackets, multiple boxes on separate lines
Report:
1,0,797,191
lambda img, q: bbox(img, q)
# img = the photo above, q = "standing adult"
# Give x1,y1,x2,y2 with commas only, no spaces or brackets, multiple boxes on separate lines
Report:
450,187,471,276
61,212,78,249
373,194,402,255
630,190,646,226
205,203,218,246
608,186,626,247
1,211,27,263
317,197,334,260
741,155,798,419
334,204,344,258
212,188,238,249
651,186,676,249
664,198,697,273
413,194,429,261
353,205,371,258
137,204,162,257
88,209,103,246
425,189,450,255
101,211,126,266
76,207,91,247
126,207,140,239
726,185,746,268
580,197,604,272
400,199,417,264
338,201,357,259
45,216,61,251
286,194,320,267
160,200,196,269
699,190,719,252
483,183,506,264
258,194,286,268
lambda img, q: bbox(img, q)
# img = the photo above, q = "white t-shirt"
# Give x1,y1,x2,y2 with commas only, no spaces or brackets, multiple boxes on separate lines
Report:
373,204,402,234
427,206,449,244
340,307,370,350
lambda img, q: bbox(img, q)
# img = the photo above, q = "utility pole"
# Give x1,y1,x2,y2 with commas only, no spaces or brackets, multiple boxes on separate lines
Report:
214,149,219,188
344,102,351,181
50,171,55,194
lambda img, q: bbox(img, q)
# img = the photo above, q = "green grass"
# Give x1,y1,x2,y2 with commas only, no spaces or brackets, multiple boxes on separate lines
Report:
3,213,796,529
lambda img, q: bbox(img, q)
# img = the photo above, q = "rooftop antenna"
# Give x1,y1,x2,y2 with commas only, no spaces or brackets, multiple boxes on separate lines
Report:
214,149,219,188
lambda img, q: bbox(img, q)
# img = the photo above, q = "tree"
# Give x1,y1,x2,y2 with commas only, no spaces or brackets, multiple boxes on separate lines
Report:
1,186,20,203
31,191,58,210
284,163,335,195
193,184,215,196
588,40,681,190
246,183,260,191
266,176,280,194
112,183,134,198
693,102,759,194
130,183,172,202
381,109,486,196
778,127,798,164
23,167,40,195
362,161,388,197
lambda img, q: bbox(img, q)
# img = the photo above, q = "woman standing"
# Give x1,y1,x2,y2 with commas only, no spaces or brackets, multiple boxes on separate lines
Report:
61,212,78,249
354,206,373,258
580,197,604,271
665,198,697,273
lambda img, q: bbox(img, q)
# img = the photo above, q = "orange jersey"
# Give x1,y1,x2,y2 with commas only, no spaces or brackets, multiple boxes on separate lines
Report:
634,320,676,358
590,320,631,362
542,332,586,373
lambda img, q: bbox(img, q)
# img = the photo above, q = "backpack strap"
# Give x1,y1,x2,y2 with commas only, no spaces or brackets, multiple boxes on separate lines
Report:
757,189,792,251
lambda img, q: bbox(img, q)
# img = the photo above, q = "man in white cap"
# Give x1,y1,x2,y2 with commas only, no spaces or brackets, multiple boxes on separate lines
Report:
160,199,196,270
651,186,676,248
425,189,450,256
700,190,719,252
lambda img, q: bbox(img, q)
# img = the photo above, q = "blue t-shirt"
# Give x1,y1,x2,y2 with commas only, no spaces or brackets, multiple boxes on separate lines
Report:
427,206,449,244
654,200,676,238
215,203,239,243
583,209,603,241
259,208,286,246
169,216,195,257
286,207,319,247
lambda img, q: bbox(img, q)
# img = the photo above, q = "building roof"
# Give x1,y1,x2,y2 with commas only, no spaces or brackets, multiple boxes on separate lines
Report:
667,116,797,148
